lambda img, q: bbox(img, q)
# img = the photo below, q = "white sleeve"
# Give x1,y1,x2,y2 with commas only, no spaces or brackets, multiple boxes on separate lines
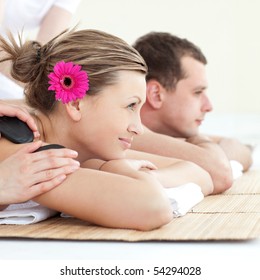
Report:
54,0,82,14
0,0,81,35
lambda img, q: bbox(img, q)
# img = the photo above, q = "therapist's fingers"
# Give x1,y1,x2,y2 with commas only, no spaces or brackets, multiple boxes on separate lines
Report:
0,102,40,138
33,175,69,195
0,142,80,204
13,142,80,182
26,159,81,198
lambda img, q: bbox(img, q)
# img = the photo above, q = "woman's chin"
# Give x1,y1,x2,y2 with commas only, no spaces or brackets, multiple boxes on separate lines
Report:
104,151,126,161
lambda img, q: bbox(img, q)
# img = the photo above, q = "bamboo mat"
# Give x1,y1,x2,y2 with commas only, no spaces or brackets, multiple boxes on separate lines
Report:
0,170,260,241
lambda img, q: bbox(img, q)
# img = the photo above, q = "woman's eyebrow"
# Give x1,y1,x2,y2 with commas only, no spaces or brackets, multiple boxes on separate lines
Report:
128,96,142,103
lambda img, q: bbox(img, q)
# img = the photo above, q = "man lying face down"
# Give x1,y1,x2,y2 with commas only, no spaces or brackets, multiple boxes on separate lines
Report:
131,32,252,194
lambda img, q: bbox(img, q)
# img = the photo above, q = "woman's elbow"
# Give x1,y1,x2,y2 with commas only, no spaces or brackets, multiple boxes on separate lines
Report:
136,204,173,231
184,161,214,196
212,175,233,194
134,185,173,231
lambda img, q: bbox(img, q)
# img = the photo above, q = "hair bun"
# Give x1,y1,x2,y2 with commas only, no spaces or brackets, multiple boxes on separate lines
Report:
10,41,43,83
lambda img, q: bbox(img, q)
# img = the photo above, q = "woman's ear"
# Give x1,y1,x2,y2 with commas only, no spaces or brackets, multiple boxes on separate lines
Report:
146,80,165,109
65,99,83,121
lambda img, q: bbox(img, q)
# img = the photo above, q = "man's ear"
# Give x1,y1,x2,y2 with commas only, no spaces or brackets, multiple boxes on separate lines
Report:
146,80,165,109
65,99,82,121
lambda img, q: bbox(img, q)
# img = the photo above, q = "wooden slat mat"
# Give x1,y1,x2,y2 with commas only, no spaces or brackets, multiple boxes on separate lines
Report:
192,194,260,213
0,169,260,241
1,213,260,241
225,170,260,194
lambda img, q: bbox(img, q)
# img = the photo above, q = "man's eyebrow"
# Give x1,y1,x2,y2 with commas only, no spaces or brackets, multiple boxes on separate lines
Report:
194,85,207,91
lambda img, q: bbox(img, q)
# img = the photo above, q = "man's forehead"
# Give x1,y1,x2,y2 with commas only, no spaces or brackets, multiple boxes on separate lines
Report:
177,74,208,90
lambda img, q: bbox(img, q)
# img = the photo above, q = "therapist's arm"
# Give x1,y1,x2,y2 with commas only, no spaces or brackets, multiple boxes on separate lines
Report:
37,5,74,44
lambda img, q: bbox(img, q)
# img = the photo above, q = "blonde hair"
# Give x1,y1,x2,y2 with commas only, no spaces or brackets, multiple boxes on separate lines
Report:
0,29,147,113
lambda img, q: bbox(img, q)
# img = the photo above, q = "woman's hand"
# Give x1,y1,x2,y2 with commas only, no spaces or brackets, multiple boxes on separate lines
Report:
119,159,157,171
98,159,157,178
0,141,80,208
82,158,157,176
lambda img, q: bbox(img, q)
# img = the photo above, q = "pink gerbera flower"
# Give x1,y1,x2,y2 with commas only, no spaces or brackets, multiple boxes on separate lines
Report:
48,61,89,104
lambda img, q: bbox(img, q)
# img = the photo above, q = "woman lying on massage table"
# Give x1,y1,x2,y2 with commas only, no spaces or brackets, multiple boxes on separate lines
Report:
0,29,214,230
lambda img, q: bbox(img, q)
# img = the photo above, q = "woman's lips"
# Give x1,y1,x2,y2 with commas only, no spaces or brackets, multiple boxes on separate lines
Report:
119,137,132,149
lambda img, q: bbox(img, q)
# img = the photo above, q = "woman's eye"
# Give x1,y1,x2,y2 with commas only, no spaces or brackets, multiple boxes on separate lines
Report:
127,102,137,111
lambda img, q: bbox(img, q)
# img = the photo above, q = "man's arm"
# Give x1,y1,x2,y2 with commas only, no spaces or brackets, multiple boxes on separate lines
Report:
132,127,233,194
205,135,253,171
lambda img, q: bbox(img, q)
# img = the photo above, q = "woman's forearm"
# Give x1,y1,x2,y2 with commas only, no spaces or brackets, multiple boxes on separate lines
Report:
126,149,214,195
34,168,173,231
149,161,214,196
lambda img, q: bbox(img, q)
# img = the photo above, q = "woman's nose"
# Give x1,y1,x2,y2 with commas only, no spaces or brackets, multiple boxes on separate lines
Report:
128,116,144,135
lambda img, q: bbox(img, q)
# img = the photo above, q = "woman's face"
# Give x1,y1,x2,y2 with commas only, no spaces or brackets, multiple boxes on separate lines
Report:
78,70,146,160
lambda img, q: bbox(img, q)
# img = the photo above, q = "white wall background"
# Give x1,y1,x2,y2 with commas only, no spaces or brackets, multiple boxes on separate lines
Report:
72,0,260,115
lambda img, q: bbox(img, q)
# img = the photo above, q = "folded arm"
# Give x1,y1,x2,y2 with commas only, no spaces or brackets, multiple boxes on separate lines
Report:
126,150,214,196
34,163,173,231
207,135,253,171
132,127,233,194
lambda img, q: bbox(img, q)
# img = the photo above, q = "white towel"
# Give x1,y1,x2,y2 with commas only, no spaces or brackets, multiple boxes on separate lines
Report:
164,183,204,217
0,200,58,225
230,160,243,180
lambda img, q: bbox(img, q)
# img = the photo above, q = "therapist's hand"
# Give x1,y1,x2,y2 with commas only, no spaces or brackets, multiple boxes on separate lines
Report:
0,141,80,209
0,101,40,138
